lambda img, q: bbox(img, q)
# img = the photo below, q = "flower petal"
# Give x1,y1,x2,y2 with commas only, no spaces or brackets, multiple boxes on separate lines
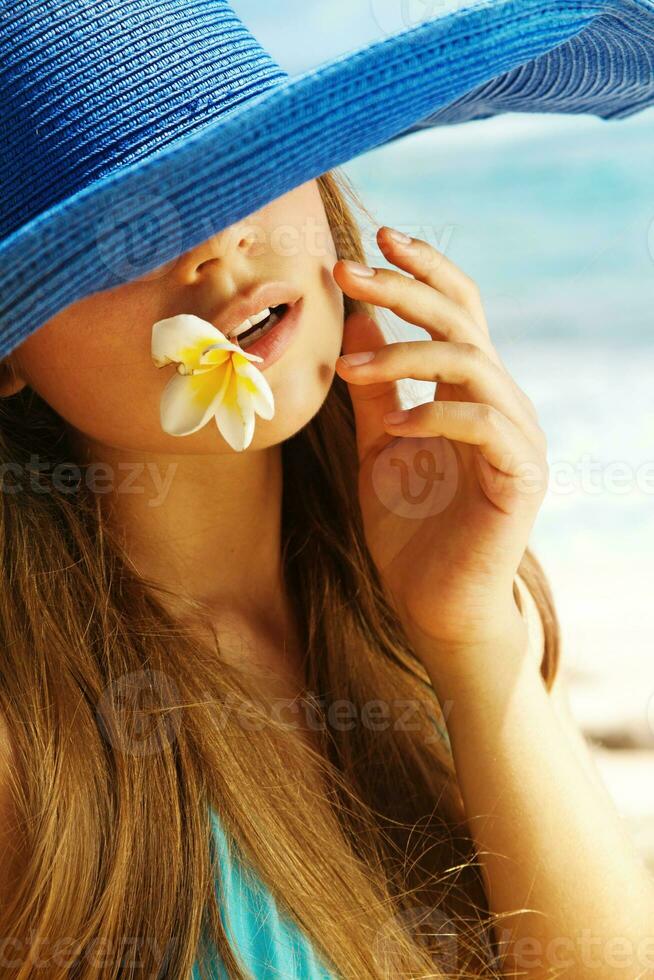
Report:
198,345,233,371
199,341,266,373
232,355,275,421
213,362,256,452
159,361,231,436
231,348,265,365
152,314,226,373
152,314,277,448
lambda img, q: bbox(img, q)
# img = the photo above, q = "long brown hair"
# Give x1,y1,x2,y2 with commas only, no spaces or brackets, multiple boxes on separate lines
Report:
0,169,560,978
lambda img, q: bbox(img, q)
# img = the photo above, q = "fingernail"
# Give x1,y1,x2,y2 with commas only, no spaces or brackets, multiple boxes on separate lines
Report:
386,227,412,245
339,351,376,366
383,409,410,425
342,259,376,278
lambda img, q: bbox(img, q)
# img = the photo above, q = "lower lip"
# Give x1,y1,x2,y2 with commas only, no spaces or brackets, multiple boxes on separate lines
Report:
236,298,304,369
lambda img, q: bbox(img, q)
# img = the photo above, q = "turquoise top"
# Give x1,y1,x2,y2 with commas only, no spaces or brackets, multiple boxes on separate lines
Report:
192,712,450,978
191,807,337,979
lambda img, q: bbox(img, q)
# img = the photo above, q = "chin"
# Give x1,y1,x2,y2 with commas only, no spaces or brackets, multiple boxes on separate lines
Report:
256,367,332,448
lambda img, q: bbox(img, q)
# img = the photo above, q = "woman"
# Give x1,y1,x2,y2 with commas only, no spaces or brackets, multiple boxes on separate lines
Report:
0,168,652,979
3,0,654,973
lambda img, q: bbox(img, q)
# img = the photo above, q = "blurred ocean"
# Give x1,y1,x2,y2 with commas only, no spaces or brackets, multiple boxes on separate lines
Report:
233,0,654,867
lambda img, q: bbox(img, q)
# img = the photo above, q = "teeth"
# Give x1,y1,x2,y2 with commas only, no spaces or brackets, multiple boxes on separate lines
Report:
249,308,271,327
227,307,270,339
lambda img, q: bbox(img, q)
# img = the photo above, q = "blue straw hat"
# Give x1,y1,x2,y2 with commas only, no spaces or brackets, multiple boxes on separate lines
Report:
1,0,653,361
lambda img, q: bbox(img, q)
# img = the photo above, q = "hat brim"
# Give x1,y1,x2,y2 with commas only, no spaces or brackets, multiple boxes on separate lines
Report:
1,0,653,359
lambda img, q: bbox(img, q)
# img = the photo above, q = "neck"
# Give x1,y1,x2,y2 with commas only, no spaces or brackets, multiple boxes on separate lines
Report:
68,428,289,631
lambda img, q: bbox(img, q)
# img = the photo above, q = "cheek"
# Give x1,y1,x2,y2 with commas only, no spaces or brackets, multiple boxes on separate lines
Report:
259,289,342,438
16,326,166,448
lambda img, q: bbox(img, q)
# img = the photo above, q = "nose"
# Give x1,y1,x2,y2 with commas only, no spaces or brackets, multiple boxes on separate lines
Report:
174,220,262,286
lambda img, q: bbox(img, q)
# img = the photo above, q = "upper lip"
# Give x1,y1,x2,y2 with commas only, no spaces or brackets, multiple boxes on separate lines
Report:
209,282,302,338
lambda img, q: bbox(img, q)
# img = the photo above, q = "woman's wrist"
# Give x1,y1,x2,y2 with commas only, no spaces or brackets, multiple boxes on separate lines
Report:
404,597,533,700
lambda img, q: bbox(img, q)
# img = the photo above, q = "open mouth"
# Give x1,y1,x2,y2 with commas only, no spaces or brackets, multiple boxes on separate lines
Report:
236,304,289,350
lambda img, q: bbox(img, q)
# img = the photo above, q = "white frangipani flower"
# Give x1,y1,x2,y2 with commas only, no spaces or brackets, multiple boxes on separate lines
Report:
151,314,275,452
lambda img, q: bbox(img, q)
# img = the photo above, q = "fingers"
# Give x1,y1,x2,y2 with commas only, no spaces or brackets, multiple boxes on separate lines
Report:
332,227,547,475
333,258,491,355
336,339,546,452
333,249,505,371
376,225,490,336
333,227,539,419
337,310,405,464
381,400,549,511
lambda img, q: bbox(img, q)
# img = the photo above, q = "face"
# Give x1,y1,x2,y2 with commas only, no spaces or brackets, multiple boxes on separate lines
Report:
2,179,344,455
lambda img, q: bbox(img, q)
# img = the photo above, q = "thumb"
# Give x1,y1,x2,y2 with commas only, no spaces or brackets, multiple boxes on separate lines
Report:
336,311,403,463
